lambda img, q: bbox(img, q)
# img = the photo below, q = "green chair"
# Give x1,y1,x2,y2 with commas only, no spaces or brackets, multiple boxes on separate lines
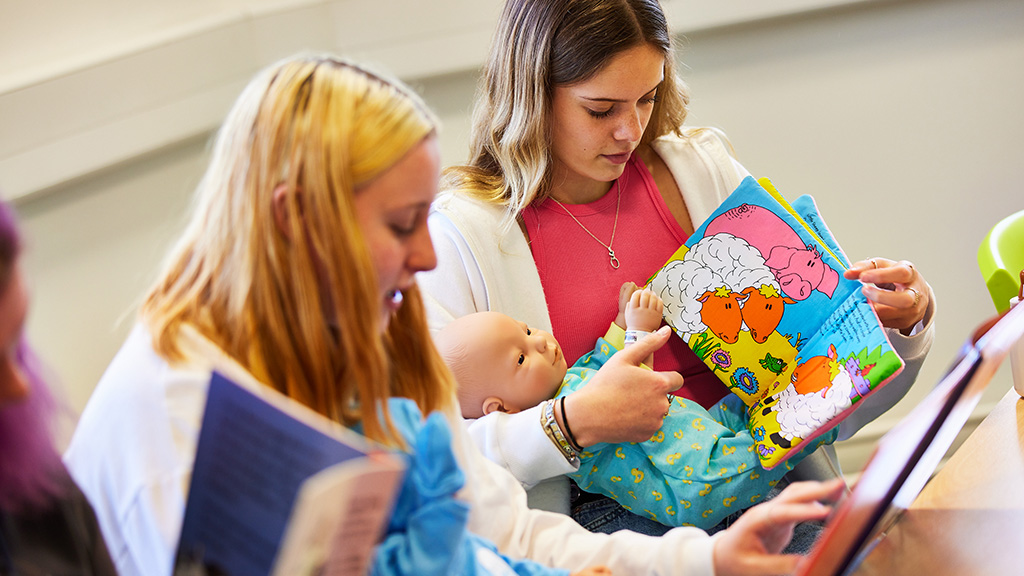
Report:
977,209,1024,313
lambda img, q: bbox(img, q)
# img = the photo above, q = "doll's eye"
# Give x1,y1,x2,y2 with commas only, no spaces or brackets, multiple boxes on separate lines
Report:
518,354,525,365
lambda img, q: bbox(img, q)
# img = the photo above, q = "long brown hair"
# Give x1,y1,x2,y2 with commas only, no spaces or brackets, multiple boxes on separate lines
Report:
444,0,689,228
142,55,453,445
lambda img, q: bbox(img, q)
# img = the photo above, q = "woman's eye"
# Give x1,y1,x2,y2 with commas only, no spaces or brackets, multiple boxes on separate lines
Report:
390,223,416,237
518,354,525,366
587,108,613,119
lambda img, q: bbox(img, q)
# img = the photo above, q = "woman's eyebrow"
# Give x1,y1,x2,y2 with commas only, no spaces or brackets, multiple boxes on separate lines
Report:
580,82,662,103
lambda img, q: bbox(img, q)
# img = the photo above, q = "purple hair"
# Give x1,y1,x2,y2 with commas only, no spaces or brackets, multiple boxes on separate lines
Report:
0,200,64,512
0,342,64,511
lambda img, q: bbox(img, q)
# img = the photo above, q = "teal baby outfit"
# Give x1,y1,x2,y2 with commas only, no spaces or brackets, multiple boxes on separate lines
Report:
555,326,835,529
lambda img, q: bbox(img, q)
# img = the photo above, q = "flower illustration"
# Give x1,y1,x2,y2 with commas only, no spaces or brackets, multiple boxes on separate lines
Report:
710,349,732,370
730,367,760,395
752,426,766,442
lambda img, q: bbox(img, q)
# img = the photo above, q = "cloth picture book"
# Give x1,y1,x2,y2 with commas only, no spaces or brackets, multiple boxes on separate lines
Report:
647,176,904,469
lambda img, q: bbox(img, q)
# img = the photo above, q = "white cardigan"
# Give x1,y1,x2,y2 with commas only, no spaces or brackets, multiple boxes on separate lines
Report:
65,323,721,576
419,128,935,513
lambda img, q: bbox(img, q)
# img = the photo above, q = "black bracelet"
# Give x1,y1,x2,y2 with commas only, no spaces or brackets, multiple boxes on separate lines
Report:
560,395,584,452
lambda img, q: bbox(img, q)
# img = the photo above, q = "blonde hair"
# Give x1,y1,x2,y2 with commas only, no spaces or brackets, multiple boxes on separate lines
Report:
143,55,452,445
443,0,689,229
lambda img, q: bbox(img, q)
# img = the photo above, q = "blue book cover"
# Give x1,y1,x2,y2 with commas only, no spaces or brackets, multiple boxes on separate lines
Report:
174,371,401,576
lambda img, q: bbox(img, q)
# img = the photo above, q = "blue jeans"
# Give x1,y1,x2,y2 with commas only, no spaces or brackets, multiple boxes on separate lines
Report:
570,483,823,554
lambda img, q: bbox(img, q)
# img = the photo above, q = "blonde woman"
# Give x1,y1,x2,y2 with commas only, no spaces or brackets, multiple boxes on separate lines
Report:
65,54,844,576
418,0,935,538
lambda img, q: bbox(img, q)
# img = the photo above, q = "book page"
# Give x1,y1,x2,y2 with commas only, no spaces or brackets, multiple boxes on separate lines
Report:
272,456,405,576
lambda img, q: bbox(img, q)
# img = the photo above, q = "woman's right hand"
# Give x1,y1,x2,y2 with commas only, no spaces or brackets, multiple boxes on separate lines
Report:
563,326,681,447
712,479,846,576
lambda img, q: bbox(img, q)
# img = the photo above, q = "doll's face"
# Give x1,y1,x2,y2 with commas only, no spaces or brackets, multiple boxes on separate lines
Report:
455,311,567,414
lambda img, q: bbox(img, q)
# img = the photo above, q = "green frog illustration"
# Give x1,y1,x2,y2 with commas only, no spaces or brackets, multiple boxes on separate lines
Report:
758,353,787,376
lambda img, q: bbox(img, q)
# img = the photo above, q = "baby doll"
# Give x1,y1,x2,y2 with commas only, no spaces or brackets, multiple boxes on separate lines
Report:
436,284,834,529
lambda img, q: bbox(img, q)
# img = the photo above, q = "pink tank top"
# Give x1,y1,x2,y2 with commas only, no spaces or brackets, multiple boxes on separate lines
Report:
522,155,730,408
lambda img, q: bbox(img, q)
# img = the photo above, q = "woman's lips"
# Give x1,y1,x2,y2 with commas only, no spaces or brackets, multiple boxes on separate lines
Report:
602,152,631,164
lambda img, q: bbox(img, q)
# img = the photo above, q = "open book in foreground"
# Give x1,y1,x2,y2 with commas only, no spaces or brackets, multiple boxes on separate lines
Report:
173,371,405,576
648,176,904,469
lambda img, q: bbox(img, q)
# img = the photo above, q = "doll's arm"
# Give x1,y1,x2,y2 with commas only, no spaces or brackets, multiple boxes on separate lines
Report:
619,283,665,368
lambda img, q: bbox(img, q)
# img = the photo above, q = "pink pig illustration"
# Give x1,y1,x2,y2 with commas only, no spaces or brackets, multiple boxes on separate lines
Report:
705,204,839,301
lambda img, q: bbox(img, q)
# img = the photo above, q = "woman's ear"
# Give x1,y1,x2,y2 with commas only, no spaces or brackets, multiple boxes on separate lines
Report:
272,183,303,242
481,396,510,415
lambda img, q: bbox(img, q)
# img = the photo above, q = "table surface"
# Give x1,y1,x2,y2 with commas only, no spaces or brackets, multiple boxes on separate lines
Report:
852,388,1024,575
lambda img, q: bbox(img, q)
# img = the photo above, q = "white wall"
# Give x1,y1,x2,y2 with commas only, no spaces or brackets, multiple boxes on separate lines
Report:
5,0,1023,470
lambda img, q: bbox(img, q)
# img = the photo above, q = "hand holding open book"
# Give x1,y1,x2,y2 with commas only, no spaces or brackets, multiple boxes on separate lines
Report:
647,177,904,468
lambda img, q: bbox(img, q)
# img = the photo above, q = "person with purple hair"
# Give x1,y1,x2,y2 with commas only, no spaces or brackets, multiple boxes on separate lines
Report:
0,200,116,574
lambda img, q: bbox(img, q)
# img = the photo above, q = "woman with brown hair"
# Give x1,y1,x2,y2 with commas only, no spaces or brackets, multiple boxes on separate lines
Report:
419,0,934,538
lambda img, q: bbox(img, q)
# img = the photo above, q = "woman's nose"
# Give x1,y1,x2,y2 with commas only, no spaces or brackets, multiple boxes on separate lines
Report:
409,226,437,273
615,108,643,142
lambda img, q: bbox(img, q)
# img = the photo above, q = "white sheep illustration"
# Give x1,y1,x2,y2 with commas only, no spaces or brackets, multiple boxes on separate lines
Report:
649,233,778,342
761,349,855,448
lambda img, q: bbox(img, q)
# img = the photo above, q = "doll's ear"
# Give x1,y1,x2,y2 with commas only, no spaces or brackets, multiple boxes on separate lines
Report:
481,396,510,415
272,183,304,242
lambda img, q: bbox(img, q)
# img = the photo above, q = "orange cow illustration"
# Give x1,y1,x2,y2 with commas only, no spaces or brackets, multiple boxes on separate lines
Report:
739,284,796,344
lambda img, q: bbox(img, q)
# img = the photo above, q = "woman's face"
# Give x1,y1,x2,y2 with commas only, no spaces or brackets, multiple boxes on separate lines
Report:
353,135,441,330
549,43,665,199
0,264,29,407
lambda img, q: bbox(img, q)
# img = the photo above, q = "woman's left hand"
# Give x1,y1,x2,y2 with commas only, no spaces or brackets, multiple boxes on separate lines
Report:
844,258,930,335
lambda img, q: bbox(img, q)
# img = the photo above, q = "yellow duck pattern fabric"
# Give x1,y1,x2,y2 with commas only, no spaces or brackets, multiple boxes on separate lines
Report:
555,329,836,529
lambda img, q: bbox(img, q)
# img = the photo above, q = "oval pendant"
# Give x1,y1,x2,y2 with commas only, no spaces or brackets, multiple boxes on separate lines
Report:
609,249,620,269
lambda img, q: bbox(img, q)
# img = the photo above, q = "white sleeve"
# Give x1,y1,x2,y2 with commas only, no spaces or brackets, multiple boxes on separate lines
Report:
837,289,936,440
465,404,577,490
418,208,489,334
420,201,572,494
448,410,719,576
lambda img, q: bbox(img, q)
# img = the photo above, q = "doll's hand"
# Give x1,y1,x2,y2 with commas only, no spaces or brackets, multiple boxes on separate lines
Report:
713,479,845,576
614,281,640,329
844,258,931,335
625,288,664,334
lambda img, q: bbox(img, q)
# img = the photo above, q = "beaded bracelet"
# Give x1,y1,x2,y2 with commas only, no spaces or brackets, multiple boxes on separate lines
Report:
541,399,579,465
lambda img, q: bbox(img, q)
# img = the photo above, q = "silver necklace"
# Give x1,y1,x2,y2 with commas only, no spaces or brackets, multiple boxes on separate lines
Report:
550,179,621,269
